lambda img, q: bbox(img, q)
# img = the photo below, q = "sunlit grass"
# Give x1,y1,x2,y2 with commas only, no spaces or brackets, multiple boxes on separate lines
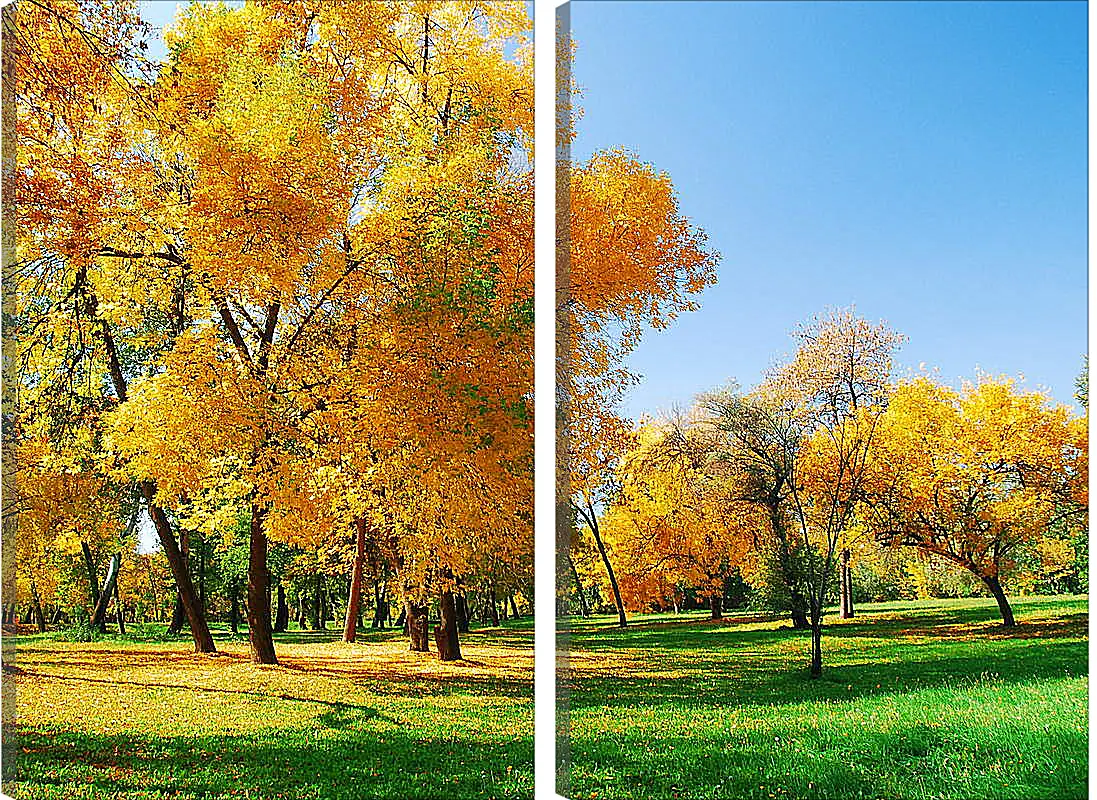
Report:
559,596,1087,800
6,621,533,799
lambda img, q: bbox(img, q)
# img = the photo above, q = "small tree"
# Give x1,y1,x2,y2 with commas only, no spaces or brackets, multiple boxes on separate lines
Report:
764,308,905,677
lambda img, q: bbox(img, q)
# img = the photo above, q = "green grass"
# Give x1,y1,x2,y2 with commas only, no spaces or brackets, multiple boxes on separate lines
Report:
559,596,1087,800
5,620,533,799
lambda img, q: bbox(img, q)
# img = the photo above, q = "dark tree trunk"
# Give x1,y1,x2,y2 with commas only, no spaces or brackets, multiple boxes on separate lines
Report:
488,586,500,626
710,595,723,620
455,594,470,633
372,581,389,629
245,505,277,664
91,552,121,630
311,574,324,630
29,580,46,633
395,605,407,630
839,548,855,619
113,575,125,635
343,518,367,643
982,574,1016,626
809,613,823,678
167,595,185,633
229,582,240,634
81,541,101,621
273,584,289,632
567,553,590,617
434,590,462,661
142,491,216,653
297,592,309,629
407,601,430,652
167,523,189,635
320,581,329,628
790,590,810,629
585,509,627,628
509,596,520,619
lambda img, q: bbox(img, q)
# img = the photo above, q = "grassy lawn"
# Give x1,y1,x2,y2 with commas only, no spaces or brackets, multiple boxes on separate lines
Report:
559,596,1087,800
4,621,533,799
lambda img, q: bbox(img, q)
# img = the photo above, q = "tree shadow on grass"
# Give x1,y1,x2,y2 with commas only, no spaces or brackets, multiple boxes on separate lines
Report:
275,657,533,698
564,634,1086,713
568,597,1087,653
11,670,388,722
6,724,533,800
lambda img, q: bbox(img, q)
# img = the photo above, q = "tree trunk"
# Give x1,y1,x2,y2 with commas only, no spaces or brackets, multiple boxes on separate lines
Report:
372,581,388,629
297,592,309,629
343,518,367,643
142,490,216,653
311,574,323,630
395,605,407,630
113,574,125,635
710,595,723,620
229,582,240,634
488,586,500,626
245,505,277,664
320,580,329,628
790,590,810,630
982,574,1016,626
167,528,189,635
509,596,520,619
455,594,470,633
567,553,590,617
434,590,462,661
407,601,430,652
273,584,289,632
586,511,627,628
839,548,855,619
167,594,185,633
809,613,823,678
167,527,189,634
81,541,101,613
29,580,46,633
91,552,121,630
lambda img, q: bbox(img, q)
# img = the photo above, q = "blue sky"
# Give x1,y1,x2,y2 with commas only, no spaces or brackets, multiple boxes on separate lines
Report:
139,0,238,60
568,0,1087,418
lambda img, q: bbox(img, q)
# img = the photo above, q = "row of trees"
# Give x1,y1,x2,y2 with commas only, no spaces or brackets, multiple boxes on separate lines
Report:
9,511,532,639
565,309,1087,677
6,0,537,663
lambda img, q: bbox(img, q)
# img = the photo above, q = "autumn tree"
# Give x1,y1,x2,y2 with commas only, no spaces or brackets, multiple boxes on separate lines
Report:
699,386,813,629
861,375,1087,626
601,416,758,618
761,308,905,677
6,0,218,653
562,147,719,627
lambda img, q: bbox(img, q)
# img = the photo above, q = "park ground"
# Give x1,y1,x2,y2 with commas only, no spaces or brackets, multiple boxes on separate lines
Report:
4,621,533,800
559,595,1087,800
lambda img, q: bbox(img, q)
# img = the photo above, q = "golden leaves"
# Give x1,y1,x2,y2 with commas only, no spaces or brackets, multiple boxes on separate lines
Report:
864,375,1087,577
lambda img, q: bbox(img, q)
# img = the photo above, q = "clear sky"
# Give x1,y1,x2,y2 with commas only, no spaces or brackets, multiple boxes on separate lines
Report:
568,0,1087,419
